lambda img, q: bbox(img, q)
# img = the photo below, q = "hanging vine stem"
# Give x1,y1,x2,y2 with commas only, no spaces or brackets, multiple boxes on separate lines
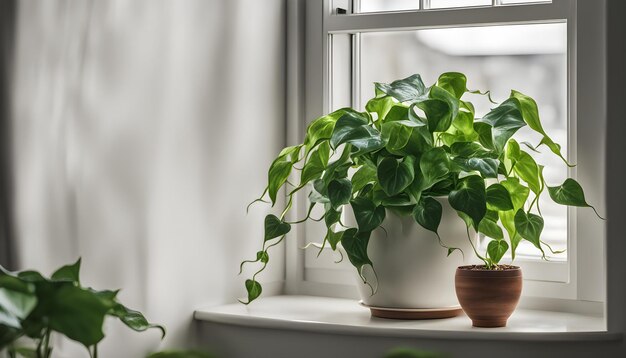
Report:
466,226,489,267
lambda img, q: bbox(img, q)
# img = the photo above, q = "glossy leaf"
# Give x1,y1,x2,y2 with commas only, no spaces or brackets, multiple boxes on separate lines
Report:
448,175,486,230
324,207,342,228
478,217,504,240
377,157,415,196
478,99,526,153
303,108,353,151
328,179,352,209
350,197,386,232
365,96,394,122
420,148,450,188
341,229,373,275
486,184,514,211
548,178,601,217
437,72,467,99
500,178,530,211
300,141,330,185
330,112,385,155
263,215,291,242
487,239,509,264
374,74,427,102
514,209,544,250
513,151,541,194
453,157,499,178
510,90,570,165
351,164,377,194
111,304,165,339
412,197,442,233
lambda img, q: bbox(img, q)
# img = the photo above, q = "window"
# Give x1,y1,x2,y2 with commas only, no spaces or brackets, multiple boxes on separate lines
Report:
289,0,606,306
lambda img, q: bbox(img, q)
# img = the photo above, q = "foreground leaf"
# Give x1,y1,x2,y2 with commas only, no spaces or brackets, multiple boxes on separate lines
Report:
375,74,427,102
341,229,373,276
377,157,415,196
111,304,166,339
50,258,81,283
486,184,514,211
241,280,262,305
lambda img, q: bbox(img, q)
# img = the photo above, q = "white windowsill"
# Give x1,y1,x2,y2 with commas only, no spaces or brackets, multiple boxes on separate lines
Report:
194,295,619,341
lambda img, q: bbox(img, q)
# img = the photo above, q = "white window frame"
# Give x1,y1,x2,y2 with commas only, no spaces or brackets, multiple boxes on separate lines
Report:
285,0,606,311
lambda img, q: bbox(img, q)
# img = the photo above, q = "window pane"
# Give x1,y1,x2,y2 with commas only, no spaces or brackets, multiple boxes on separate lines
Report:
359,23,568,260
358,0,419,13
501,0,551,4
430,0,491,9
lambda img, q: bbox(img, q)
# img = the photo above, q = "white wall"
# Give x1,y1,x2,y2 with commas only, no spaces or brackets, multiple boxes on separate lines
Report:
11,0,286,356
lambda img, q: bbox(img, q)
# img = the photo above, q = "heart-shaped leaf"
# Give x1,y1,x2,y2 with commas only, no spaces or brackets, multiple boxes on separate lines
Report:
486,184,514,211
340,229,373,276
351,164,377,194
478,99,526,153
377,157,415,196
300,141,330,186
514,209,544,250
264,215,291,242
110,303,165,339
548,178,603,218
328,179,352,209
437,72,467,99
420,148,450,188
51,258,81,283
478,217,504,240
448,175,486,230
350,197,386,232
453,157,499,178
241,280,262,305
412,197,442,234
487,239,509,264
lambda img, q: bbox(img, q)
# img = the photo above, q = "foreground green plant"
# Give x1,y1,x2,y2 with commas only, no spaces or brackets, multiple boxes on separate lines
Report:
241,72,602,304
0,259,164,357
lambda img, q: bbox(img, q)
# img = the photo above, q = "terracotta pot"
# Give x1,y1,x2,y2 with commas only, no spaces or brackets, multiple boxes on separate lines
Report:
455,265,522,327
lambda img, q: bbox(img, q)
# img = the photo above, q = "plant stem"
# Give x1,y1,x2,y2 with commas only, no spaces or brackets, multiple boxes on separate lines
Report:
42,328,51,358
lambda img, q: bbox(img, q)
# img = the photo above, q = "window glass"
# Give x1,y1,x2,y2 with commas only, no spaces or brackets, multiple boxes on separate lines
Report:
358,0,419,13
430,0,492,9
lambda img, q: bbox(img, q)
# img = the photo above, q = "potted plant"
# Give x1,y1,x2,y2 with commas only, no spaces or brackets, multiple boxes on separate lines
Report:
241,73,601,324
0,258,164,357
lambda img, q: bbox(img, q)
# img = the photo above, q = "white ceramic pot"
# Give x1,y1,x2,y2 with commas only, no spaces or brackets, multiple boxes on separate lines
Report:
350,198,473,309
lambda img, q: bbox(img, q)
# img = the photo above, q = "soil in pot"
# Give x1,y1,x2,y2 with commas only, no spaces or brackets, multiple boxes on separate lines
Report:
455,265,522,328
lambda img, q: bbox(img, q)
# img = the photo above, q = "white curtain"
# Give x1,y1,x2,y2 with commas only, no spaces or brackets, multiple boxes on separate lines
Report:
10,0,286,356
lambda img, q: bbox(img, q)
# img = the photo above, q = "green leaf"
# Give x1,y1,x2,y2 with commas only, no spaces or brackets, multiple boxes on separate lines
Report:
326,229,345,251
304,108,353,152
266,145,301,205
487,239,509,264
0,325,21,350
110,304,165,339
381,121,414,155
501,178,530,211
264,215,291,242
486,184,514,211
417,99,452,133
377,157,415,196
412,197,442,234
548,178,602,218
350,197,386,232
257,251,269,264
50,258,81,283
478,217,504,240
374,74,427,102
341,229,373,275
45,284,111,347
324,207,342,228
514,209,544,251
242,280,262,305
0,281,37,328
328,179,352,209
420,148,450,188
510,90,570,165
513,151,541,194
453,157,499,178
366,96,395,121
473,122,494,150
437,72,467,99
330,112,385,155
498,210,522,260
351,164,377,194
450,142,492,159
478,99,526,153
300,141,330,185
448,175,486,230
